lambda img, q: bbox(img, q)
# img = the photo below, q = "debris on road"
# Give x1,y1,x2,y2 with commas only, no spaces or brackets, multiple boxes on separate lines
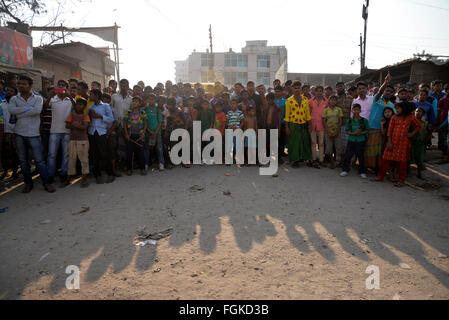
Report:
0,207,8,213
134,227,173,246
189,185,204,192
38,252,50,262
360,238,372,244
399,263,411,270
224,173,234,177
252,182,257,189
135,239,157,246
223,190,232,196
72,207,90,216
40,220,51,225
168,209,176,218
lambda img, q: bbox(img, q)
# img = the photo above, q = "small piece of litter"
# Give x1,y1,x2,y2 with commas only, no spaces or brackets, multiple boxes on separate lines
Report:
224,173,234,177
189,185,204,192
40,220,51,225
153,268,161,273
72,207,90,216
360,239,371,244
136,240,157,247
134,227,173,246
38,252,50,262
252,182,257,189
0,207,8,213
223,191,232,196
399,263,411,270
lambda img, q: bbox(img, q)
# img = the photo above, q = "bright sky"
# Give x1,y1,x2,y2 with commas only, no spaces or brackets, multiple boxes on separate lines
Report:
31,0,449,87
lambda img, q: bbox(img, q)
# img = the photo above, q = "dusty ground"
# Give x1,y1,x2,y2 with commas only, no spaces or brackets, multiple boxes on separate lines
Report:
0,150,448,300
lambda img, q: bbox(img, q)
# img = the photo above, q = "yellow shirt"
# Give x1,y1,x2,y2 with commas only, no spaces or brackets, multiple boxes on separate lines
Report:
75,95,94,114
284,95,311,124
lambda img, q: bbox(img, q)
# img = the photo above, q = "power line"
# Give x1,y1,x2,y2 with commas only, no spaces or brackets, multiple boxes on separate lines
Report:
370,33,449,41
408,0,449,11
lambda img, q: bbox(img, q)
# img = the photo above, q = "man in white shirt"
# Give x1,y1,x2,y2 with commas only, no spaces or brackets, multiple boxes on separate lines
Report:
45,80,75,186
352,82,374,120
111,79,132,167
0,86,20,180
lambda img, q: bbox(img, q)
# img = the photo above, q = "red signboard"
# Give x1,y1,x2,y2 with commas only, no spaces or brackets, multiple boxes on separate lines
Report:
0,27,33,68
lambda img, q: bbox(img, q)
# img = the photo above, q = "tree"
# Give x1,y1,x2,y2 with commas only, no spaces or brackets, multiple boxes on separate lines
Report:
0,0,47,24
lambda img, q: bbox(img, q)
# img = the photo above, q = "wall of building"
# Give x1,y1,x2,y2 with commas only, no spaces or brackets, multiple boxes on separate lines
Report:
410,62,449,84
47,45,111,86
33,56,75,84
287,73,359,87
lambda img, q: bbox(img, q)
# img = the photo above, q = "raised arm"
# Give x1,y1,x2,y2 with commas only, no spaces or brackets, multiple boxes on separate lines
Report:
375,72,392,102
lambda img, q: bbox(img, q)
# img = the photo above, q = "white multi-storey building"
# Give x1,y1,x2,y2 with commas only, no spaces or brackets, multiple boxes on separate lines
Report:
175,40,288,87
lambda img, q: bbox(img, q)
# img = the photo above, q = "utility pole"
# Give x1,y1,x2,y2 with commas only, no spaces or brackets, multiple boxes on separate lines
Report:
361,0,369,74
209,24,215,82
360,33,363,74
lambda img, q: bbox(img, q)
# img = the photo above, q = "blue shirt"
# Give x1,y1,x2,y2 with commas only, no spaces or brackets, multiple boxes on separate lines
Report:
88,102,114,136
415,100,435,125
369,94,395,130
275,97,286,124
8,92,43,137
430,91,446,103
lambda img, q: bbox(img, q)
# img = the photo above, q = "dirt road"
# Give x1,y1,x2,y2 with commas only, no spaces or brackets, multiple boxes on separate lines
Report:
0,156,448,300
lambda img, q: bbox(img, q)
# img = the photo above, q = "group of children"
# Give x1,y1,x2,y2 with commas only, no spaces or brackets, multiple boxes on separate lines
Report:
0,75,448,193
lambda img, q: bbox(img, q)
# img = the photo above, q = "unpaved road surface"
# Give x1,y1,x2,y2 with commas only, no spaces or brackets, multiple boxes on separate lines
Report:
1,154,448,300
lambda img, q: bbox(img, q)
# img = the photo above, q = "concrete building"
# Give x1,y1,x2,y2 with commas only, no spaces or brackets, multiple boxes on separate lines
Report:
287,73,359,87
348,58,449,86
175,60,189,83
175,40,288,87
33,42,115,86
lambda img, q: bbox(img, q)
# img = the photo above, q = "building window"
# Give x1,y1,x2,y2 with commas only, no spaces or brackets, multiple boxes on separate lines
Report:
201,54,213,67
257,55,270,68
224,72,248,86
237,54,248,67
225,54,248,67
257,72,271,86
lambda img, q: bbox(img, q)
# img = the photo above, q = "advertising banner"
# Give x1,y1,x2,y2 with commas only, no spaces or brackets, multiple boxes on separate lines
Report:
0,27,33,68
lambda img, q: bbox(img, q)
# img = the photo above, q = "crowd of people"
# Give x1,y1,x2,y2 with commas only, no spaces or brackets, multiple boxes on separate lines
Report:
0,73,448,193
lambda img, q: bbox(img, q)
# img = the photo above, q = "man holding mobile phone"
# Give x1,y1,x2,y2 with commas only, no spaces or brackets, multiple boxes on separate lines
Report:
46,80,76,187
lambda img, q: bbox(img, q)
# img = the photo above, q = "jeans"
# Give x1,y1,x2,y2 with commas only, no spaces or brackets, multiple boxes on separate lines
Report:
343,141,366,174
41,131,50,160
438,127,448,154
47,133,70,178
310,130,325,162
89,132,113,177
144,133,164,166
15,134,50,185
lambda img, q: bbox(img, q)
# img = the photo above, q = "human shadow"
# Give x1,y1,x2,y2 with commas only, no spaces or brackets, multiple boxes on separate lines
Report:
0,164,448,299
